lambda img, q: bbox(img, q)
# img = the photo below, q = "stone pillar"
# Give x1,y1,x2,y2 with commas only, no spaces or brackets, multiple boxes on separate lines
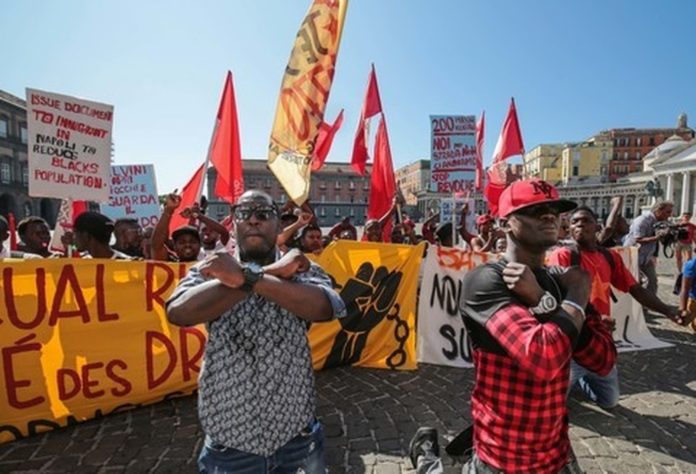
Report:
681,172,691,215
666,173,674,202
633,195,641,217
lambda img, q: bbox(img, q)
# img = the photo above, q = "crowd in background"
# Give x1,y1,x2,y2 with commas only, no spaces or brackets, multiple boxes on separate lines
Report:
2,191,696,327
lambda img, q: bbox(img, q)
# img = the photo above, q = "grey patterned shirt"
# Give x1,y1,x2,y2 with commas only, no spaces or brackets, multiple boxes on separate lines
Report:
623,211,657,266
168,251,345,456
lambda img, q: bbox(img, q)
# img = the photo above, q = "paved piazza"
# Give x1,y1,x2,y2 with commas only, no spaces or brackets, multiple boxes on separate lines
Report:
1,259,695,473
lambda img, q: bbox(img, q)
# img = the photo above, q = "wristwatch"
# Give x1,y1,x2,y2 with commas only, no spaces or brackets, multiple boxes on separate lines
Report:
241,263,264,292
530,291,558,315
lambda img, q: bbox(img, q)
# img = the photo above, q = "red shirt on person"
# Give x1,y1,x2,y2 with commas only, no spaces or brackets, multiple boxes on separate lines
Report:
460,261,616,473
547,247,637,318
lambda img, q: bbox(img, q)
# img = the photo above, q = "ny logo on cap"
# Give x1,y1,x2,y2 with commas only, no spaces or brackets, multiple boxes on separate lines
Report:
530,180,554,199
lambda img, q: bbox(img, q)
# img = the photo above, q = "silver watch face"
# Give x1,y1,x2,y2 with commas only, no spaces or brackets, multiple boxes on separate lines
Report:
540,293,558,313
246,263,263,274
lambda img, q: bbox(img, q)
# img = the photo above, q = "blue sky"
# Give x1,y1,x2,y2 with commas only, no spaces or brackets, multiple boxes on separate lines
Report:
4,0,696,192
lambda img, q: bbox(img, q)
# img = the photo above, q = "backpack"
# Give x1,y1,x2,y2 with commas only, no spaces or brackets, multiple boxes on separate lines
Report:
568,244,618,304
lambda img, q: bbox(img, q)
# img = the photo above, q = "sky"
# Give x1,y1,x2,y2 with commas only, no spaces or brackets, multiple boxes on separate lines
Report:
4,0,696,193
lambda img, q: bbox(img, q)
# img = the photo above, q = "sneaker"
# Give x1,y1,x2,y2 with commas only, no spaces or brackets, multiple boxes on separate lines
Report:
408,427,439,469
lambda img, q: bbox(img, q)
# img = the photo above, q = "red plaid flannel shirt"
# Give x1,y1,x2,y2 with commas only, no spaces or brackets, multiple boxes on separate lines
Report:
472,303,616,473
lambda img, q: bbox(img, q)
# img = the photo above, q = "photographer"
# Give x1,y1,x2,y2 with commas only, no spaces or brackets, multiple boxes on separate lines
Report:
624,201,674,295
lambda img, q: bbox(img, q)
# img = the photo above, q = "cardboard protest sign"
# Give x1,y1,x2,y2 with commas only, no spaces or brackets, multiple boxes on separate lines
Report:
100,165,160,229
26,88,113,202
430,115,477,194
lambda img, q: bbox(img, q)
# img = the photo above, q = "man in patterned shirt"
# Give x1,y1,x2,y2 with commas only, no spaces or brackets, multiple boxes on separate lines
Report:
410,179,616,473
166,190,346,473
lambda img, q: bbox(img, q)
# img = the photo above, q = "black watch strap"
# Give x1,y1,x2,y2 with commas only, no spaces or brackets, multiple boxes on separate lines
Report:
241,265,263,292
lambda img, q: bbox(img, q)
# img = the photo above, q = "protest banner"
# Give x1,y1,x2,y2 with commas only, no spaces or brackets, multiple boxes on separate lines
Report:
0,241,424,444
0,260,200,444
417,245,672,368
100,165,160,229
26,88,113,202
430,115,477,194
308,241,425,370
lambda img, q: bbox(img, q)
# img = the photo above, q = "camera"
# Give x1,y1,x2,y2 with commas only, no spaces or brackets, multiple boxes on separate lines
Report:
654,222,690,257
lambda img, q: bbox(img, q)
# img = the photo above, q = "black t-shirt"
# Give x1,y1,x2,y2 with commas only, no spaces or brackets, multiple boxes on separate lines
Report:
459,259,566,354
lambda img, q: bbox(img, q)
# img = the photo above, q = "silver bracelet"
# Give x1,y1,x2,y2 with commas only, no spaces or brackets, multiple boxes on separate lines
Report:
561,300,586,319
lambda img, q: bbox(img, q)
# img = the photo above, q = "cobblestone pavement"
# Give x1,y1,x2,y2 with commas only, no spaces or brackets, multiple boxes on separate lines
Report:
1,259,694,473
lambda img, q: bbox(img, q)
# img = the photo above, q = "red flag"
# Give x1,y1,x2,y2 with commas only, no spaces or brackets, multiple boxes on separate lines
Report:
367,116,396,241
491,98,524,164
72,200,87,218
311,109,344,171
8,212,17,251
475,111,485,191
169,163,206,233
485,99,525,215
210,71,244,203
351,65,383,175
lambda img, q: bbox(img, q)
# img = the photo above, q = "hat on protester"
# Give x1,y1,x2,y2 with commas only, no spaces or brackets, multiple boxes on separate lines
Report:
435,222,453,242
498,179,576,218
171,226,201,242
475,214,494,226
74,212,115,243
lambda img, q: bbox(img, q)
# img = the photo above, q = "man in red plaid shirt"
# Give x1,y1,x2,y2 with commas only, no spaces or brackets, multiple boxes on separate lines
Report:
410,179,616,473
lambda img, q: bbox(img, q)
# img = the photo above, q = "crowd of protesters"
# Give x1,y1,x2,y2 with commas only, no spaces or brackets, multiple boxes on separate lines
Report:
3,179,696,473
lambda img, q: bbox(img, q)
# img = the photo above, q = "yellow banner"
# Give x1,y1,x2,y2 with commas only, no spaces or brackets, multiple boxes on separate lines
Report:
268,0,348,205
309,241,425,370
0,260,204,444
0,240,422,444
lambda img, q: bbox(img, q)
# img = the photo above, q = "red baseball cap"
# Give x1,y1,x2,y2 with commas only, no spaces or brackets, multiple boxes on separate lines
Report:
475,214,494,226
498,179,576,218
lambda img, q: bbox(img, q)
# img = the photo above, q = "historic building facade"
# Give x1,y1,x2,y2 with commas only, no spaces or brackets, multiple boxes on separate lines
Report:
206,159,372,227
600,114,694,182
0,89,59,225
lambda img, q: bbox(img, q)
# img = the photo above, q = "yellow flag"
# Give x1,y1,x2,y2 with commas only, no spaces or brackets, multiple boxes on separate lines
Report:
268,0,348,205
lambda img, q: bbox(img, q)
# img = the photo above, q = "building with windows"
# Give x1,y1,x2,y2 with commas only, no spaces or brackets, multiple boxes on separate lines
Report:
206,159,372,227
560,135,612,185
395,159,430,206
395,159,431,219
524,144,564,182
0,90,59,225
598,114,694,181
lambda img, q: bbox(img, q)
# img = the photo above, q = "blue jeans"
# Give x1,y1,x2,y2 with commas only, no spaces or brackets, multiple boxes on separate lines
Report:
198,421,326,473
569,360,620,409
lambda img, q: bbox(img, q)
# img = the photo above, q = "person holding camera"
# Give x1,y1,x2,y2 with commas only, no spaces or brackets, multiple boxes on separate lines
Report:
409,180,616,473
623,201,674,295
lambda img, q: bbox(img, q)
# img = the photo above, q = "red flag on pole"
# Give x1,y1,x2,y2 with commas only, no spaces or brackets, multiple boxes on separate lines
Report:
491,98,525,164
475,111,485,191
484,98,525,216
210,71,244,203
367,116,396,240
169,163,206,233
351,65,383,175
8,212,17,251
312,109,344,171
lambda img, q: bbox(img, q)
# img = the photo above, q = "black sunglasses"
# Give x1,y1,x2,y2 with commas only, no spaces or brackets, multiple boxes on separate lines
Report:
232,205,278,221
513,204,560,219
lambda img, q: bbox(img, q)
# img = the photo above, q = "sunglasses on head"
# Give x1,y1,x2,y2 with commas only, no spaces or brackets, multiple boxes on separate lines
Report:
513,204,560,219
232,205,278,221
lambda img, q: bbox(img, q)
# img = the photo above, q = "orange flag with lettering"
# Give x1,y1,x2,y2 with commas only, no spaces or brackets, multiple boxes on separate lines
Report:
268,0,348,205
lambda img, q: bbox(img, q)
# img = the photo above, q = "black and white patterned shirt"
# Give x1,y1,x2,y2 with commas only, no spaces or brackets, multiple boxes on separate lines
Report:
168,250,346,456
